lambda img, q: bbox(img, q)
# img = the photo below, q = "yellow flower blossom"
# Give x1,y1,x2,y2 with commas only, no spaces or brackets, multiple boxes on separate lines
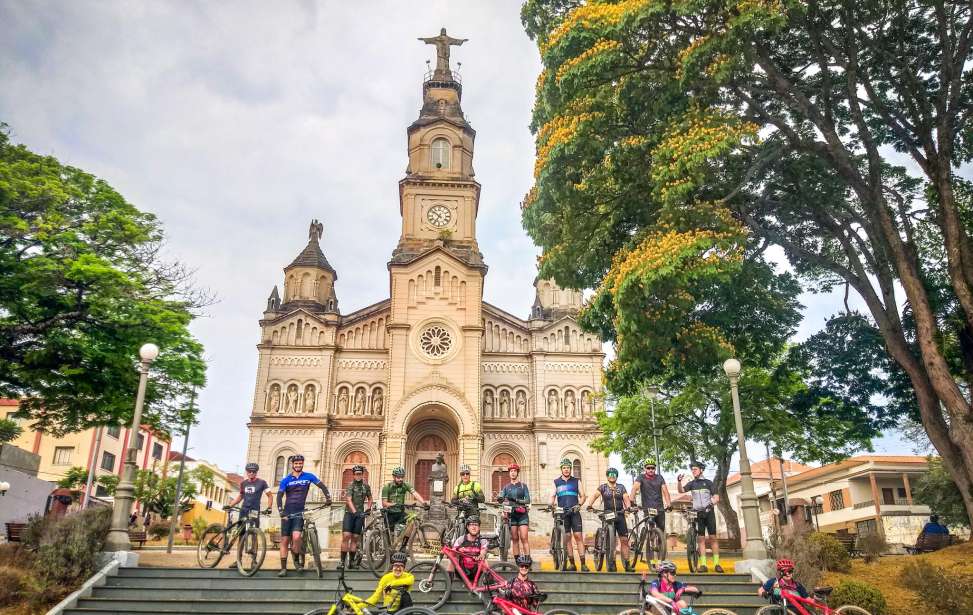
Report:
555,40,621,83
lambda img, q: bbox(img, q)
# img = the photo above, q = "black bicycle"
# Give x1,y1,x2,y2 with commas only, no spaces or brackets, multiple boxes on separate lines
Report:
302,558,437,615
682,508,701,573
626,506,668,570
538,504,574,571
362,504,440,578
486,499,514,562
281,503,331,579
589,506,622,572
196,506,271,576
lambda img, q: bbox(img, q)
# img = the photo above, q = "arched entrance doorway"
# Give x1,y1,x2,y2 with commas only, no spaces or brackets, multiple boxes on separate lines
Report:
404,405,460,501
491,453,516,497
340,451,370,492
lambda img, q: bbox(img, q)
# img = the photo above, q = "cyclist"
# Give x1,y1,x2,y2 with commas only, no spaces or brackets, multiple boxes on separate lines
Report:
504,554,540,612
381,466,426,549
498,463,531,560
276,454,332,577
549,458,588,572
758,559,809,603
649,560,701,613
631,459,671,566
677,461,722,573
451,515,489,579
451,464,485,509
587,467,634,572
227,462,273,525
364,551,415,613
341,464,373,569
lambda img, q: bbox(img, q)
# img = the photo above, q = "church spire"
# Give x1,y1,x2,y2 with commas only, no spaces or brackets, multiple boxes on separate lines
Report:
413,28,471,131
281,219,339,313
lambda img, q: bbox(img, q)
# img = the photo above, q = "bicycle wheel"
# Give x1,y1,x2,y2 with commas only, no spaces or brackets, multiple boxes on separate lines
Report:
616,610,641,615
196,524,227,568
835,607,872,615
686,530,699,573
305,529,323,578
236,526,266,576
544,611,582,615
606,524,618,571
646,527,666,563
626,526,644,569
499,521,510,562
364,527,390,578
593,527,606,571
408,560,450,610
550,525,566,571
490,561,518,576
755,607,796,615
407,523,442,560
397,608,439,615
701,610,741,615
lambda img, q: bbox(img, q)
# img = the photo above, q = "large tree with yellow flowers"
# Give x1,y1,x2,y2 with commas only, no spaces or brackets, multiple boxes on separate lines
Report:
522,0,973,527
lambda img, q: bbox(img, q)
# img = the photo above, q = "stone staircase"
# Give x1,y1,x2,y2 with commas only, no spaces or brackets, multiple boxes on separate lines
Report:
62,566,766,615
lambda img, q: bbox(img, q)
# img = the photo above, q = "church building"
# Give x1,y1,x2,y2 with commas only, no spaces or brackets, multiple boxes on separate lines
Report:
245,30,607,504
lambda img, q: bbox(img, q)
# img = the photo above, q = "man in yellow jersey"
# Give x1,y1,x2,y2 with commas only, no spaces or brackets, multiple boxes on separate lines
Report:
364,551,414,613
450,464,485,509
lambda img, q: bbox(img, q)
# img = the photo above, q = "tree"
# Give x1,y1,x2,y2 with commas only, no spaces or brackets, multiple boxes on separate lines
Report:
0,417,21,444
521,0,973,526
0,125,207,435
56,466,91,490
914,456,972,529
133,462,214,518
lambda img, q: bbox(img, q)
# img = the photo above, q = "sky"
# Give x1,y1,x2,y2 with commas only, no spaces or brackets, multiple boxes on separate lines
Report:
0,0,913,476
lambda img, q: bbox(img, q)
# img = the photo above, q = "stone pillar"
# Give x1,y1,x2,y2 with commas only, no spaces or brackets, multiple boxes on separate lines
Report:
383,433,406,482
902,473,913,505
868,473,885,537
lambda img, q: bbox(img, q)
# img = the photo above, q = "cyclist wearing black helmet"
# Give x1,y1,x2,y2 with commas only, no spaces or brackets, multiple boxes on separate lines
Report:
276,454,331,576
677,460,722,573
341,464,372,569
228,462,272,526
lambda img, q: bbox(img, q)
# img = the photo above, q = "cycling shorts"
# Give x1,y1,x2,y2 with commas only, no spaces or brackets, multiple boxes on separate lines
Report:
240,507,261,528
342,511,365,535
562,510,583,533
281,515,304,535
695,508,717,536
508,511,530,527
609,514,629,537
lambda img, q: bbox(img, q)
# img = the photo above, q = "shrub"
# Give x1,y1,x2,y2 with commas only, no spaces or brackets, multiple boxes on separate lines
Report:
21,512,52,550
192,516,208,541
769,528,825,588
0,566,27,607
147,521,170,540
807,532,851,573
900,559,973,613
34,506,111,588
0,543,33,569
830,579,887,615
855,531,887,563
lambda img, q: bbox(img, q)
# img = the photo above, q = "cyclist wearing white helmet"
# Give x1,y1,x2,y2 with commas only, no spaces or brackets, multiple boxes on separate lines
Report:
227,462,272,526
451,463,485,508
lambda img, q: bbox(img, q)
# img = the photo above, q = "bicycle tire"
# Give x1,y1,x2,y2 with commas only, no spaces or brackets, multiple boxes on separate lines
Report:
606,523,618,572
755,607,796,615
397,608,438,615
686,529,699,573
196,524,227,568
544,610,582,615
646,526,666,563
835,607,872,615
499,520,510,562
306,528,323,579
490,561,518,575
701,610,741,615
364,526,390,578
593,527,606,571
626,526,645,569
236,525,266,576
550,525,566,571
408,560,450,610
616,610,642,615
407,522,442,560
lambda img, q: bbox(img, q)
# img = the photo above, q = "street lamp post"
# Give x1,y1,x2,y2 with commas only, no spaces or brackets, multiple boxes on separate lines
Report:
641,383,661,467
722,358,768,561
104,343,159,553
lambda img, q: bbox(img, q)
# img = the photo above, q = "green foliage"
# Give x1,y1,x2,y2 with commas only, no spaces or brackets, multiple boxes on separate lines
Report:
855,532,887,564
0,566,27,607
21,513,51,550
0,126,207,435
56,466,91,490
147,521,170,540
914,456,971,528
132,461,212,517
34,507,111,588
830,580,887,615
97,473,118,496
900,560,973,613
191,516,208,541
807,532,852,573
768,528,826,589
0,417,21,444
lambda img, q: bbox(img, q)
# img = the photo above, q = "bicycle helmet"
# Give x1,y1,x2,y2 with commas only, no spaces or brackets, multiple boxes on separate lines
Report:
643,459,656,468
689,460,705,470
351,464,366,474
392,466,406,477
560,458,573,468
508,463,521,472
465,516,481,527
606,467,619,477
776,559,795,574
245,462,259,472
515,554,532,567
390,551,409,565
290,454,305,463
460,464,471,474
657,560,677,574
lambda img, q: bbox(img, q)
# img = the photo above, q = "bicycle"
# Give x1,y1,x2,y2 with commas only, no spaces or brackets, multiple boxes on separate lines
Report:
755,587,872,615
195,506,270,576
617,573,738,615
474,591,580,615
409,542,519,610
363,504,440,578
626,506,668,570
682,508,701,573
486,500,517,562
280,502,331,579
302,558,436,615
440,500,489,546
537,504,574,571
589,506,622,572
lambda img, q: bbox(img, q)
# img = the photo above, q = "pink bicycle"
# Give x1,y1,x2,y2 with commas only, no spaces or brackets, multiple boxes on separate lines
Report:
756,587,872,615
409,543,517,610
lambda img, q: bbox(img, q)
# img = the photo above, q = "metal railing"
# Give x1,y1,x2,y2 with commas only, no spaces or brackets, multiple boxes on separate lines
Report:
424,68,462,85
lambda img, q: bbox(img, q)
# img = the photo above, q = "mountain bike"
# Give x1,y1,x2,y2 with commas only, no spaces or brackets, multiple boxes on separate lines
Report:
474,591,580,615
409,542,519,610
486,500,516,562
440,500,489,546
682,509,701,573
755,587,872,615
616,573,738,615
626,506,668,570
363,504,440,578
588,506,620,572
538,505,573,571
195,506,271,576
280,503,331,579
301,558,436,615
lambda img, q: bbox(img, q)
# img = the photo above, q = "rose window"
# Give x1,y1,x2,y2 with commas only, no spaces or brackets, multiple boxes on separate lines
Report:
419,325,453,358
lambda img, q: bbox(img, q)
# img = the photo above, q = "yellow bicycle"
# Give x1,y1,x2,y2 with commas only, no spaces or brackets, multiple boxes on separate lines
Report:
301,564,437,615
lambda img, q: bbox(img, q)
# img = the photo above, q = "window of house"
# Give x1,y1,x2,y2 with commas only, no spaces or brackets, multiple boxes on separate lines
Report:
101,451,116,471
897,487,907,499
431,138,450,169
136,433,145,450
829,490,845,511
95,484,110,497
572,459,581,479
106,425,120,438
274,455,286,484
882,488,895,505
152,442,163,460
53,446,73,465
856,519,878,534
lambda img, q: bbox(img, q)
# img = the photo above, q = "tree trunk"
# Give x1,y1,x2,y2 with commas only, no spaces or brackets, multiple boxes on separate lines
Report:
713,453,741,547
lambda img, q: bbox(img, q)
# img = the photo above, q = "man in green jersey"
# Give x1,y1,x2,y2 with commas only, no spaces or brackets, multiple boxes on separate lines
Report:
381,466,426,548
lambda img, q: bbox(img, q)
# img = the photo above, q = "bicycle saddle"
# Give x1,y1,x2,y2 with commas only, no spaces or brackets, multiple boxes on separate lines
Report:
480,532,499,540
813,586,833,596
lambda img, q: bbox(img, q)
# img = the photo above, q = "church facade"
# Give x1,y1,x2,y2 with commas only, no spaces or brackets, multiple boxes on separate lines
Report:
245,32,607,504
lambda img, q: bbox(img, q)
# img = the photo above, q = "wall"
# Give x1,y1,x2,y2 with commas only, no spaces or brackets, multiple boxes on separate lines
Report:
0,463,53,529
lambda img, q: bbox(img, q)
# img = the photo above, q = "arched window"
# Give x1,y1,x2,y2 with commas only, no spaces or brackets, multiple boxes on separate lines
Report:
434,266,442,287
431,138,450,169
340,451,370,492
491,453,517,498
573,458,582,479
274,455,286,484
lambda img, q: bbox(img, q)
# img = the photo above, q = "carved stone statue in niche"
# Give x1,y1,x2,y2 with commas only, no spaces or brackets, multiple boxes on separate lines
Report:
354,389,366,415
580,390,591,418
516,391,527,418
372,389,384,416
565,390,577,417
337,389,349,415
547,390,559,417
483,390,495,418
303,384,316,413
499,390,511,418
284,384,299,413
268,384,281,414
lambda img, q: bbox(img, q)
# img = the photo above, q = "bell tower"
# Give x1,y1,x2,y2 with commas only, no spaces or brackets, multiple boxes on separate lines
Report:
393,28,483,268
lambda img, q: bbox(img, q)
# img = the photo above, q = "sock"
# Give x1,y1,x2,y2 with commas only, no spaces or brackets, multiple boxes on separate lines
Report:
713,554,720,565
699,553,707,566
280,556,288,570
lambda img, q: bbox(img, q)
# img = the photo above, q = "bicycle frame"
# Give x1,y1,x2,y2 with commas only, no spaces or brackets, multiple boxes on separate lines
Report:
776,589,835,615
632,576,703,615
487,594,546,615
435,544,509,595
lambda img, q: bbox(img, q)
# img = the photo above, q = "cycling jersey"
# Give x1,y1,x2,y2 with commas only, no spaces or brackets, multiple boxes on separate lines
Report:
762,577,809,599
507,575,540,611
345,480,371,513
277,472,329,514
635,473,666,509
238,478,269,513
452,480,484,504
382,481,413,511
650,578,685,601
500,482,530,507
554,476,581,508
598,482,627,512
452,534,489,575
365,571,415,612
682,477,715,511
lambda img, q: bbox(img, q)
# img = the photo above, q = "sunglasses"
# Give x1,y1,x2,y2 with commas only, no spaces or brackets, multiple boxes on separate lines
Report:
461,472,471,475
519,565,530,569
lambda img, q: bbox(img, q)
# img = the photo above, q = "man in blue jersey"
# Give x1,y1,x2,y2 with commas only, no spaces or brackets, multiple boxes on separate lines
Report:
549,458,588,571
276,454,332,577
